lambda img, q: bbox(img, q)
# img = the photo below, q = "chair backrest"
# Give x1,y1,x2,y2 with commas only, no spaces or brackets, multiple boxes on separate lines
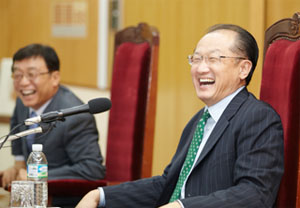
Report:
260,12,300,208
105,23,159,182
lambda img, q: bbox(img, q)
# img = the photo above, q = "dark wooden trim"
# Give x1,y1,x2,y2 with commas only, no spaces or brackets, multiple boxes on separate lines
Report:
0,116,10,124
141,24,159,178
264,12,300,59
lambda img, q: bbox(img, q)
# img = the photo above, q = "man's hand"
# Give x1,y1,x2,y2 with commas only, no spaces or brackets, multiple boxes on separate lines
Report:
159,201,182,208
0,167,18,189
16,168,27,180
1,161,26,189
76,189,100,208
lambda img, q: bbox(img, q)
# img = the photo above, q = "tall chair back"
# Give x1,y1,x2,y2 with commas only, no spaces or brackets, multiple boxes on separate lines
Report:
106,23,159,182
260,12,300,208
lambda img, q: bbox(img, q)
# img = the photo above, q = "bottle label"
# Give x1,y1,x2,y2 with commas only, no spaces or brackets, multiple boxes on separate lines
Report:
27,164,48,179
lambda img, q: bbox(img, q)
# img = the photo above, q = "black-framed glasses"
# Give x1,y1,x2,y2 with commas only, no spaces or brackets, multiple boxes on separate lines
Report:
187,54,247,66
12,71,50,82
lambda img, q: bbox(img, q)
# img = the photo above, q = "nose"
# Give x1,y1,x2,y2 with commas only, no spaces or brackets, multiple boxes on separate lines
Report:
18,74,31,85
193,61,210,73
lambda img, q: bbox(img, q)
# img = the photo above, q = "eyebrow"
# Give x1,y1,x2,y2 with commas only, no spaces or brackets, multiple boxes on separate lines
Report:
13,66,39,72
26,67,39,71
194,49,221,55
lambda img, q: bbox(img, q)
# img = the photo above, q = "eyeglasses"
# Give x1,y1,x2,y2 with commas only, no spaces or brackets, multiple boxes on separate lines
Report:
187,54,247,66
12,71,50,82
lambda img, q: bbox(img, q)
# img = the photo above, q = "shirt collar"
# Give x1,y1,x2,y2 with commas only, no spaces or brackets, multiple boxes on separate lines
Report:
206,86,245,123
29,98,53,116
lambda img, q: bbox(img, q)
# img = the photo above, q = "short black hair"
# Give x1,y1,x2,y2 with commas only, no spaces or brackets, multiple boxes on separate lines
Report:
207,24,259,86
12,43,60,72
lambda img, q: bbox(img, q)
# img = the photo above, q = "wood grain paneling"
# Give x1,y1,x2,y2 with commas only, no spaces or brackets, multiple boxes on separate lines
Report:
266,0,300,28
0,116,10,124
0,0,9,59
1,0,98,88
122,0,266,176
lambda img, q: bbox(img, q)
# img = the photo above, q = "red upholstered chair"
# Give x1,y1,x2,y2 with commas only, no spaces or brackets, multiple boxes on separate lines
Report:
260,12,300,208
106,23,159,182
47,22,159,205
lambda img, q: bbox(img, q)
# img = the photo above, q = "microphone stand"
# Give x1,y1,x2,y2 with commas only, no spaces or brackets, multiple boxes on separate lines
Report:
0,123,53,149
0,126,43,144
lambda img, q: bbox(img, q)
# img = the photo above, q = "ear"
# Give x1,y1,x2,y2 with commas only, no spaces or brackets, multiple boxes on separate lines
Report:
51,71,60,87
239,60,252,80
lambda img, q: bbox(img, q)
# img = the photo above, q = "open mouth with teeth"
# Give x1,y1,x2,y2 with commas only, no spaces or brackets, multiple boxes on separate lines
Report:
21,89,36,96
200,78,215,86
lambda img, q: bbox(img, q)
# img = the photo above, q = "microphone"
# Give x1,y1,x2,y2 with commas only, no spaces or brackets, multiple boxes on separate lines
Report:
0,124,51,144
24,97,112,125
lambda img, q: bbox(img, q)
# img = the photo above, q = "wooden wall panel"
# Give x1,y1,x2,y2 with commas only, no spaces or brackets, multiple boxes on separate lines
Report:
1,0,98,88
0,0,9,59
266,0,300,28
123,0,265,176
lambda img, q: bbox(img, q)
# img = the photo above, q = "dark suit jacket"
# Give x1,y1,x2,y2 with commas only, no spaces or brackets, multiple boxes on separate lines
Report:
103,88,284,208
11,85,106,180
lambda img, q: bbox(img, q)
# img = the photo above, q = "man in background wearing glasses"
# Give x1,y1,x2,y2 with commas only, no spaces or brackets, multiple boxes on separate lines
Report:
0,44,106,206
77,24,284,208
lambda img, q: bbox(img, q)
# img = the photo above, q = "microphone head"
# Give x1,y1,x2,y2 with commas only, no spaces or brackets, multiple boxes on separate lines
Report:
88,98,112,114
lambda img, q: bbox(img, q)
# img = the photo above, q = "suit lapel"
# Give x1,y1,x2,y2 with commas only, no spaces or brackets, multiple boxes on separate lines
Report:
177,117,200,166
35,87,62,145
43,86,62,113
195,88,249,166
167,114,200,182
157,110,202,205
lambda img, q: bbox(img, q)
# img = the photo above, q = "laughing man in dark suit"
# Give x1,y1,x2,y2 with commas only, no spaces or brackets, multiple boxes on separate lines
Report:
77,24,284,208
0,44,105,189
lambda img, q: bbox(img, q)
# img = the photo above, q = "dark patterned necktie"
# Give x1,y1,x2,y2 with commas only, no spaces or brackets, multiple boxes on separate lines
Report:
26,111,38,152
170,110,211,202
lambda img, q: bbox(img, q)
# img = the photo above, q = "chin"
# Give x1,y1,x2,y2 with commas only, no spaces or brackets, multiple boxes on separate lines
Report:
197,93,214,105
197,95,208,103
20,99,36,108
197,90,209,99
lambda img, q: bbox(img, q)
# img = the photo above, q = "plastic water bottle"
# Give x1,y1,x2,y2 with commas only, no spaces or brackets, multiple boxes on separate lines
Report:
27,144,48,208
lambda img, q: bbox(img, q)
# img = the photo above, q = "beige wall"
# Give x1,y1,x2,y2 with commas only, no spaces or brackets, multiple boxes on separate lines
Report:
1,0,300,177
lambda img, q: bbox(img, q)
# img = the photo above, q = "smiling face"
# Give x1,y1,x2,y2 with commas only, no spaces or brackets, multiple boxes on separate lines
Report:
191,30,252,106
12,56,60,110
